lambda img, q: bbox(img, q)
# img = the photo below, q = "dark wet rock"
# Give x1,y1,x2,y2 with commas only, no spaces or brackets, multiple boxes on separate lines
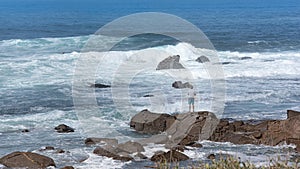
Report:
221,61,234,65
251,131,262,139
85,138,118,146
172,81,193,89
39,146,55,151
0,151,56,169
156,55,185,70
171,145,186,152
90,83,111,88
60,166,74,169
186,142,203,148
150,150,189,162
93,146,133,162
196,56,210,63
207,154,215,160
116,141,145,154
287,110,300,119
287,138,300,152
135,153,147,159
54,124,74,133
143,94,154,97
39,146,65,153
21,129,30,133
130,109,176,134
263,59,275,62
45,146,55,150
240,57,252,60
56,149,65,153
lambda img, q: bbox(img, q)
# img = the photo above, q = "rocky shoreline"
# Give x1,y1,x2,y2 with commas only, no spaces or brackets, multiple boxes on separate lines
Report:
0,110,299,168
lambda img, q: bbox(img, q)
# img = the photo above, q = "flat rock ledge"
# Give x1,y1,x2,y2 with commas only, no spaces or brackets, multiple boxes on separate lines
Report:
93,140,146,162
0,151,56,169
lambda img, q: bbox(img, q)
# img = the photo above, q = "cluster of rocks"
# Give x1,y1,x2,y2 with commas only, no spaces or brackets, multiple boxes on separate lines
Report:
91,109,300,163
130,109,300,153
0,124,76,169
210,110,300,151
1,109,299,168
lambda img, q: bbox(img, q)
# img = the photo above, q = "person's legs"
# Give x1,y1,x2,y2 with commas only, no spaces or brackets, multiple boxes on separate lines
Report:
188,98,192,112
191,98,195,112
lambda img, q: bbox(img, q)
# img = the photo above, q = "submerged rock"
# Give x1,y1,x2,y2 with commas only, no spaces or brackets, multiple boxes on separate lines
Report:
85,138,118,146
156,55,185,70
240,56,252,60
0,151,56,169
54,124,74,133
21,129,30,133
90,83,111,88
143,94,154,97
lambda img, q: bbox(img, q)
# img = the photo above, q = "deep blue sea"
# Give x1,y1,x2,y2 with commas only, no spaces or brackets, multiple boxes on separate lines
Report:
0,0,300,168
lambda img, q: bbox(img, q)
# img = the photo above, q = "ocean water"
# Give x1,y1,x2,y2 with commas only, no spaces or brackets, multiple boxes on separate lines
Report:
0,0,300,168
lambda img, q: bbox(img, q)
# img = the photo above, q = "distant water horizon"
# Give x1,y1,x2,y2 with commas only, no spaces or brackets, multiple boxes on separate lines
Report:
1,0,300,52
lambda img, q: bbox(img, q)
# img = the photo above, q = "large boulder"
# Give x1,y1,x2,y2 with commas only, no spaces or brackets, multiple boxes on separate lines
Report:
0,151,56,169
196,56,210,63
54,124,74,133
170,111,219,147
156,55,185,70
172,81,193,89
93,146,133,162
116,141,145,154
150,150,189,162
130,109,176,134
133,111,219,148
93,141,144,162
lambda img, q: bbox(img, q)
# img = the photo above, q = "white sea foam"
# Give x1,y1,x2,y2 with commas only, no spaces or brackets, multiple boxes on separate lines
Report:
75,153,127,169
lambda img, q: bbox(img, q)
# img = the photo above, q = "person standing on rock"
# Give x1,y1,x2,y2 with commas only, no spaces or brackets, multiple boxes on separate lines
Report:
188,86,196,112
